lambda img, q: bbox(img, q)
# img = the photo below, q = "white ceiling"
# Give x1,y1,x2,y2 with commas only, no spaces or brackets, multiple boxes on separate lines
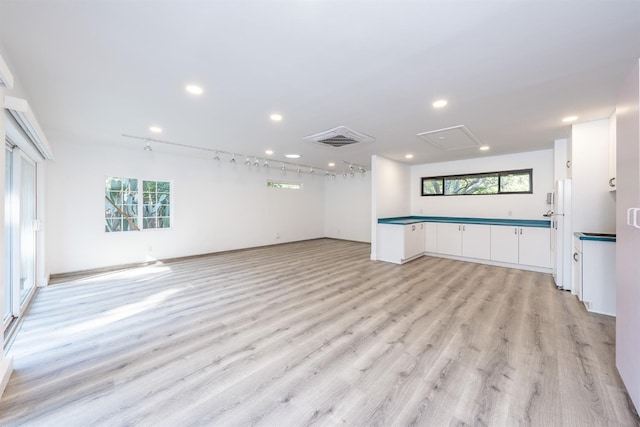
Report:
1,1,639,170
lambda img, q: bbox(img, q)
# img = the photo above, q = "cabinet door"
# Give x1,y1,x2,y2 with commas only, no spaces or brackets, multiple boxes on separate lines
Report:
581,241,616,316
518,227,551,268
424,222,438,253
376,224,404,264
461,224,491,260
404,223,425,260
490,226,519,264
437,223,462,256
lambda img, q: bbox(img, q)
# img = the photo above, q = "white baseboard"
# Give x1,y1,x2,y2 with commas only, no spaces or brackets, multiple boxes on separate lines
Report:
0,356,13,398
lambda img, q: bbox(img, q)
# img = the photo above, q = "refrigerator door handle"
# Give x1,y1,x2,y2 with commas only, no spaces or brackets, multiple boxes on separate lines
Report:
633,209,640,229
628,208,640,228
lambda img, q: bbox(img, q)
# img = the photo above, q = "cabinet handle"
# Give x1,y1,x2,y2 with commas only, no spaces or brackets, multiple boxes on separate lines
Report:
463,225,466,231
573,252,579,262
420,223,424,229
609,177,616,187
514,228,517,235
520,228,523,235
458,225,461,231
412,225,415,231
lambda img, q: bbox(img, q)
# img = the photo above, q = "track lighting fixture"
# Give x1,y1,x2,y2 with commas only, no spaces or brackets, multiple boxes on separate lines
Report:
123,134,367,177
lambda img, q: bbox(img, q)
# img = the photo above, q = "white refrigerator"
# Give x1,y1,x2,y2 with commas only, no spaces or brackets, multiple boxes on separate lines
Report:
552,179,572,290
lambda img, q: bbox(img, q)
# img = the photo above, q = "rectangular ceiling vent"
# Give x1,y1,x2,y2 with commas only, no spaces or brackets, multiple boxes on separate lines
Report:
417,125,482,151
304,125,375,148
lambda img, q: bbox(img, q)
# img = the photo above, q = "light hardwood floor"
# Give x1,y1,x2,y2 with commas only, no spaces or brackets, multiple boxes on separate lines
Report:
0,239,637,426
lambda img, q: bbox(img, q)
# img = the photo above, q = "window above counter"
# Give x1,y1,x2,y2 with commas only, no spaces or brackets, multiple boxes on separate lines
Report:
421,168,533,196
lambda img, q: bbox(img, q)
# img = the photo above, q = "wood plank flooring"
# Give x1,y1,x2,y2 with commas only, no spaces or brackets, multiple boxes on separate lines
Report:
0,238,637,426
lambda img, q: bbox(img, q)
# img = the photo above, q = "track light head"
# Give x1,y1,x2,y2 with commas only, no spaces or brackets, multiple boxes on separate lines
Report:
144,142,152,152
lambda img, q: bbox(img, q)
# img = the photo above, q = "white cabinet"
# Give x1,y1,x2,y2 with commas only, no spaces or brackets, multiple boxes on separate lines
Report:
490,226,551,268
405,222,425,260
377,223,424,264
574,237,616,316
437,223,462,256
490,226,519,264
462,224,491,259
436,223,491,260
519,227,551,268
424,222,438,253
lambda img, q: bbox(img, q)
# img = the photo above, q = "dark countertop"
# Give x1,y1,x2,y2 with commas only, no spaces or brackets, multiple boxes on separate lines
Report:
378,216,551,228
574,232,616,242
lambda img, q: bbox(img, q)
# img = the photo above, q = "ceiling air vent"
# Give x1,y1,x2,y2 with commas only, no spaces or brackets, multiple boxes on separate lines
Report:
304,126,375,148
417,125,482,151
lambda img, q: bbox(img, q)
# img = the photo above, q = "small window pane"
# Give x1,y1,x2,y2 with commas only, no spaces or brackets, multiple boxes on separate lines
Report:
500,171,531,193
422,178,443,195
105,177,138,232
144,181,156,192
445,175,498,195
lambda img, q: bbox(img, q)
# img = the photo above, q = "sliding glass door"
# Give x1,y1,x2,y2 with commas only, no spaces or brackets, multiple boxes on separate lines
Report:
18,154,36,302
4,145,38,332
3,145,12,328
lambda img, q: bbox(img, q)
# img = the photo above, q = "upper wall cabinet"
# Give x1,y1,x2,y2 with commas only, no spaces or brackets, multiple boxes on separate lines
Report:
609,115,617,191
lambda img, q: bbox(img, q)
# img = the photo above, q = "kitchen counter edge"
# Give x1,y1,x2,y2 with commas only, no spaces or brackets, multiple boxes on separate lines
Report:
378,216,551,228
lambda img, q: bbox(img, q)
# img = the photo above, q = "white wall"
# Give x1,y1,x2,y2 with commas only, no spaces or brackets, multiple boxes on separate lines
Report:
372,155,411,218
410,150,554,220
46,140,327,274
325,172,371,242
370,155,411,260
571,119,616,234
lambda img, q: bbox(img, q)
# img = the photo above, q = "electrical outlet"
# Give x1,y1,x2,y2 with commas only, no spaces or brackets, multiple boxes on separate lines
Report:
276,233,280,240
508,210,513,217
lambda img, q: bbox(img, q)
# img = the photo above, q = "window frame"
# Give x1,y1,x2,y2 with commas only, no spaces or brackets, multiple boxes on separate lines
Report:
266,180,302,190
105,176,173,232
421,168,533,196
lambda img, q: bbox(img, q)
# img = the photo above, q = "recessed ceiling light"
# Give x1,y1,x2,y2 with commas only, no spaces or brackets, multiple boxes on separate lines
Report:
285,154,301,159
186,85,203,95
265,150,274,155
149,126,162,133
479,145,490,151
405,154,414,159
270,114,283,122
432,99,448,108
562,115,578,123
328,162,335,167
